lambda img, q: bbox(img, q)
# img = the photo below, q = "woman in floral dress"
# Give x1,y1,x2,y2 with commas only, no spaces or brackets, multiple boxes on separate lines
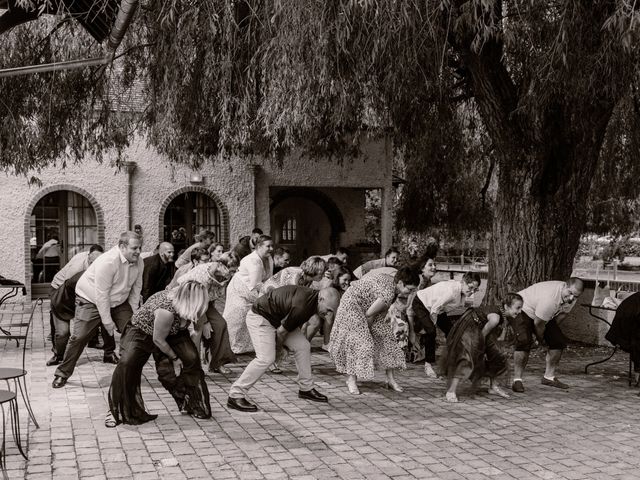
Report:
329,266,420,395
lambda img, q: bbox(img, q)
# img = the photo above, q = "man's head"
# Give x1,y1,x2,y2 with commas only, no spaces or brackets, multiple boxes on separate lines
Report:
88,244,104,265
158,242,175,263
300,256,326,282
317,288,341,320
273,247,291,268
384,247,400,267
335,247,349,264
118,231,142,263
134,224,143,236
563,277,584,303
196,230,216,249
255,234,274,258
251,228,264,245
461,272,482,296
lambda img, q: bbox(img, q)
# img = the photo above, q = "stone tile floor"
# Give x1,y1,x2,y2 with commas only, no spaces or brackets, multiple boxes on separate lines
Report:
1,300,640,479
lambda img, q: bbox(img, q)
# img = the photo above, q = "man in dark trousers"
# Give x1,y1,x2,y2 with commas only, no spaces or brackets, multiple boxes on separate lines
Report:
227,285,340,412
142,242,175,302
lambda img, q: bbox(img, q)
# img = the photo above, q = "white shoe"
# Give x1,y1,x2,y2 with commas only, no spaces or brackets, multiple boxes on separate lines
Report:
424,362,438,378
488,385,510,398
445,392,458,403
346,377,360,395
321,343,329,352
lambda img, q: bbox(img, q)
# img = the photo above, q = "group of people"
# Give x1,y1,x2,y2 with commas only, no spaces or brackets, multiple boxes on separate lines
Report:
45,228,585,426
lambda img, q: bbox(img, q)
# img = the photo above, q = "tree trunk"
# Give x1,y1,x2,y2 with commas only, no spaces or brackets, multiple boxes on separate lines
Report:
484,110,612,303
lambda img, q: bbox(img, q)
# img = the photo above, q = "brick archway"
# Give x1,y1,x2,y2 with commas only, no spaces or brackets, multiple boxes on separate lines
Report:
24,184,105,299
159,186,230,248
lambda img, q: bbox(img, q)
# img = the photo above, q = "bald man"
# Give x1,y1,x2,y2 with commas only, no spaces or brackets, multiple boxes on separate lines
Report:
141,242,175,302
227,286,340,412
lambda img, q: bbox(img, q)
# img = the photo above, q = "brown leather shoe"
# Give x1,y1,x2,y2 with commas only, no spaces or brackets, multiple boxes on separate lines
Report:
541,377,569,389
512,380,525,393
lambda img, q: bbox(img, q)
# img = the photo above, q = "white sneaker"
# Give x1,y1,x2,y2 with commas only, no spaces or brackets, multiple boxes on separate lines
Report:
424,362,438,378
445,392,458,403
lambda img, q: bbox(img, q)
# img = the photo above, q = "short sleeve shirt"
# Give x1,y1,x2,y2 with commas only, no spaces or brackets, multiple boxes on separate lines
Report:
518,281,575,322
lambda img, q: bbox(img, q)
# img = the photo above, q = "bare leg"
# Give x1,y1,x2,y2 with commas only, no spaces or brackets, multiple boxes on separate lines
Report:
513,350,529,380
544,349,562,379
346,374,360,395
385,368,403,392
446,378,460,402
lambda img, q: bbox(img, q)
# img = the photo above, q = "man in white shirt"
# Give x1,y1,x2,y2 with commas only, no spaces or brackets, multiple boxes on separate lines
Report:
509,278,584,393
411,272,482,377
52,232,144,388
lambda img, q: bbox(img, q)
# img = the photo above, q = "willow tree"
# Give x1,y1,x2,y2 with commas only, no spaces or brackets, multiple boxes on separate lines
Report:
2,1,640,300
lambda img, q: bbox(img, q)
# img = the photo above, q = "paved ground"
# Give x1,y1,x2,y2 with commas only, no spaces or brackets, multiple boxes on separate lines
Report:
2,300,640,480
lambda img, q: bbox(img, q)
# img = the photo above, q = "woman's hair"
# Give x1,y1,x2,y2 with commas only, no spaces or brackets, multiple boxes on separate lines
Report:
462,272,482,284
394,266,421,286
209,242,224,253
419,256,436,268
170,281,209,323
195,230,216,242
331,266,352,289
300,256,326,277
255,234,272,246
502,292,523,308
219,250,239,269
384,247,400,258
190,247,209,262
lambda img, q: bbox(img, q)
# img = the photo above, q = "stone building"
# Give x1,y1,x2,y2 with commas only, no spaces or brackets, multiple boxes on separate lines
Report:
0,137,394,299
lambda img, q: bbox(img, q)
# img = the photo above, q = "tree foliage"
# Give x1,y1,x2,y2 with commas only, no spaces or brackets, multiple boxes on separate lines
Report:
2,0,640,296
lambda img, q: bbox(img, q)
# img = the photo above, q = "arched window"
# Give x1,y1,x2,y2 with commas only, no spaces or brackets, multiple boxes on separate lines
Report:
281,217,297,243
29,191,98,285
163,192,221,253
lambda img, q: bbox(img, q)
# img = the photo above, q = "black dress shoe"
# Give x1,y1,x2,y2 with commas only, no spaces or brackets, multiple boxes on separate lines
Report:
298,388,328,403
103,354,119,365
46,355,61,366
227,397,258,412
52,376,67,388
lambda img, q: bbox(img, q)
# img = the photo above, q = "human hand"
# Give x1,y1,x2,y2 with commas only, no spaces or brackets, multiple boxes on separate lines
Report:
173,358,183,377
202,322,212,340
103,322,115,336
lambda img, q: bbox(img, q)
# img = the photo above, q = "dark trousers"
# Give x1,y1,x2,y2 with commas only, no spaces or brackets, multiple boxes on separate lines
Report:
55,300,133,379
204,301,237,369
412,296,451,364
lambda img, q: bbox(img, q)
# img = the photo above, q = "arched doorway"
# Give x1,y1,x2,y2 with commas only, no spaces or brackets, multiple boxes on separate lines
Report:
163,191,222,254
270,188,346,264
29,190,99,288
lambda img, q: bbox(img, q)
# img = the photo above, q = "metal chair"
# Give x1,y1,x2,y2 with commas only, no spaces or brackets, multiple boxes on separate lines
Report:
0,389,26,480
0,298,43,429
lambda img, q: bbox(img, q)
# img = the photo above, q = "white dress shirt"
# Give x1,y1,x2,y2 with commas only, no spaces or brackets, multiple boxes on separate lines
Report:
76,246,143,327
51,251,89,289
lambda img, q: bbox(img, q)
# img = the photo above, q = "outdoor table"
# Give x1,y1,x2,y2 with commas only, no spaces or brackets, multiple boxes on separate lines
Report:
581,302,634,386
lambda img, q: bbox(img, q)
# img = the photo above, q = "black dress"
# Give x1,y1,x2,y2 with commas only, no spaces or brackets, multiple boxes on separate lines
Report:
443,306,507,385
108,291,211,425
605,292,640,372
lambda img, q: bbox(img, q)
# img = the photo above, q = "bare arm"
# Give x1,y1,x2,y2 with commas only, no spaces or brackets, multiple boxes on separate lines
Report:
481,313,501,338
366,297,389,326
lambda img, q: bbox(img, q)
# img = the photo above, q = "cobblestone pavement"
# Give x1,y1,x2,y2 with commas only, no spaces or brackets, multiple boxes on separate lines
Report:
2,300,640,480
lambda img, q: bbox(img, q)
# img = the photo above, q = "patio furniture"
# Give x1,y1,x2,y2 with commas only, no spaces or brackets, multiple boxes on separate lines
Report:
0,298,43,429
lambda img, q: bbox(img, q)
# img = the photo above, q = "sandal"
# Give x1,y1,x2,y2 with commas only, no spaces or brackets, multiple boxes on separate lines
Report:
268,363,283,374
104,412,117,428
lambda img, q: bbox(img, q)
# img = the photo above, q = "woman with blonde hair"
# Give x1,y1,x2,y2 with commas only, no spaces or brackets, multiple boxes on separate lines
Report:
107,281,211,426
260,256,326,295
